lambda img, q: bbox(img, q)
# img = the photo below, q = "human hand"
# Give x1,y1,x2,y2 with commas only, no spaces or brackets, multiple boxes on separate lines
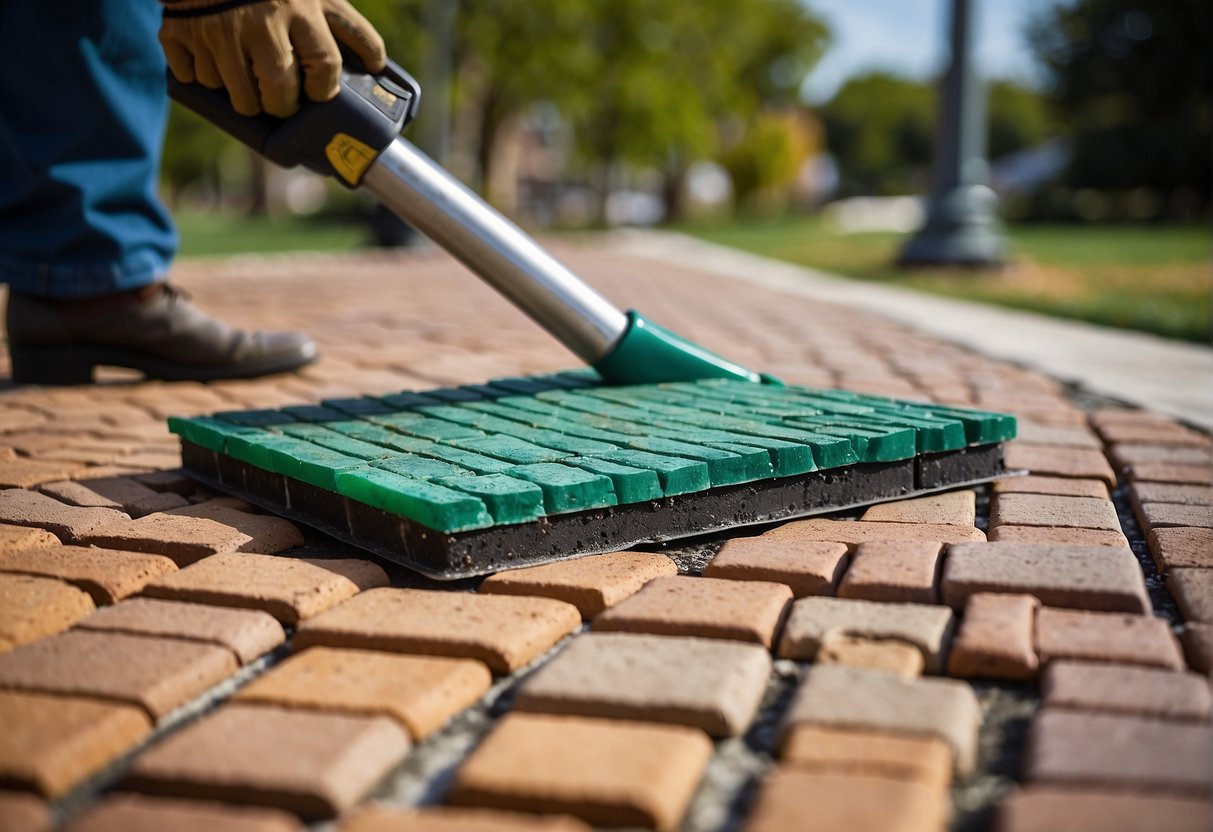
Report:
160,0,386,118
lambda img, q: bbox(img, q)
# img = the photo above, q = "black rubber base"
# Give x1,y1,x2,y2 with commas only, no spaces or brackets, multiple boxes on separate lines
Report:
182,441,1010,579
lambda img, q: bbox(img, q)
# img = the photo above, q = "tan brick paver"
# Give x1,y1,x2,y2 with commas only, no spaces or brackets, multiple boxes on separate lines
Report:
593,575,792,649
447,712,712,831
142,553,387,624
0,573,96,651
946,593,1039,680
294,588,580,673
1041,661,1211,721
339,806,593,832
997,787,1213,832
703,538,848,598
0,545,176,605
1034,607,1185,670
62,794,304,832
235,647,491,739
476,551,676,618
0,792,51,832
780,725,952,787
742,768,948,832
836,541,942,604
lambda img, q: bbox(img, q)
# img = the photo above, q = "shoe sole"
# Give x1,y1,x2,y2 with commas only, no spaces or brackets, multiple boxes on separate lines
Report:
10,344,318,385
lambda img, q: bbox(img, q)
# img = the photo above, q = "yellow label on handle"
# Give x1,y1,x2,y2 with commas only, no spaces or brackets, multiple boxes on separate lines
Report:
325,133,377,185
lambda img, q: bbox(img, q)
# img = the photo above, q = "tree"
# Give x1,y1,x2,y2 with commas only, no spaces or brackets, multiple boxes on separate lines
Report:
988,80,1053,160
1028,0,1211,213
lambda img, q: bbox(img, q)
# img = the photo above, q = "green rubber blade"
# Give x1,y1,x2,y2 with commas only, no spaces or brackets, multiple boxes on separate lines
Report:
375,454,474,481
569,457,664,503
505,463,618,513
434,474,546,524
168,416,260,453
590,448,711,496
335,467,492,533
450,434,571,465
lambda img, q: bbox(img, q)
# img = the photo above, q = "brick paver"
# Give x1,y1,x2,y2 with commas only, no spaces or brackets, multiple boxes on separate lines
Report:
0,545,176,605
742,768,948,832
142,553,388,624
77,598,285,665
593,575,792,649
860,490,975,526
986,525,1130,547
0,630,236,717
991,475,1108,499
0,573,96,651
1034,607,1185,670
777,596,953,673
0,689,151,797
235,647,491,739
836,541,942,604
62,794,304,832
780,725,952,787
124,704,409,818
1025,709,1211,794
0,489,129,544
514,632,771,737
1,242,1209,828
0,792,50,832
1041,661,1211,721
476,550,676,618
1182,623,1212,674
0,523,59,554
446,712,712,831
946,593,1039,680
815,634,925,676
942,543,1150,613
294,588,581,673
339,806,593,832
761,518,985,549
1002,443,1117,488
703,538,848,598
1168,568,1213,623
997,787,1213,832
41,477,189,518
781,665,978,775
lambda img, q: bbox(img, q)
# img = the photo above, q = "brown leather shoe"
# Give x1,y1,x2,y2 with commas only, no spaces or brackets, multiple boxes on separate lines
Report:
6,285,318,384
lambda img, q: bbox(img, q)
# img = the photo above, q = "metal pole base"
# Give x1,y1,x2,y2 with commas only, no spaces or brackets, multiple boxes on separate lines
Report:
898,184,1006,268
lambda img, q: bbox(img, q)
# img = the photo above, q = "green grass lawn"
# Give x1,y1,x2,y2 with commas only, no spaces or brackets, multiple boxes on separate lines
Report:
175,211,366,258
684,217,1212,343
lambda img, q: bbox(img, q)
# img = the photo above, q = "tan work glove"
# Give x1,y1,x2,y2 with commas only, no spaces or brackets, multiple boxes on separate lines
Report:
160,0,386,118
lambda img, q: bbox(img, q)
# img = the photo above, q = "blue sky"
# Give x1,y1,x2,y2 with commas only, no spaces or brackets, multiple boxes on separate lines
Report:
801,0,1065,103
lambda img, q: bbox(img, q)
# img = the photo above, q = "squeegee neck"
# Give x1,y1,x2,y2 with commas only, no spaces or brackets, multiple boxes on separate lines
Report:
362,138,629,363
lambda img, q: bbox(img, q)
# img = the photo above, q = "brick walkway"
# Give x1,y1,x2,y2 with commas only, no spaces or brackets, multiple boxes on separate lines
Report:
0,243,1210,832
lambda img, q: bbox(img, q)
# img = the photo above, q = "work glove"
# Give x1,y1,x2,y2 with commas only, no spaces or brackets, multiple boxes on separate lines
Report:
160,0,387,118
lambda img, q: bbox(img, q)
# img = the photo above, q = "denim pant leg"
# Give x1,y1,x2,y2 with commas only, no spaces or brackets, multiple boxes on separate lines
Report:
0,0,177,298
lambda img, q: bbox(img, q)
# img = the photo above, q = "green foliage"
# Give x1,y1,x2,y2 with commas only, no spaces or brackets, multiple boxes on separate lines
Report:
820,72,935,196
720,112,818,212
988,80,1053,160
1028,0,1211,212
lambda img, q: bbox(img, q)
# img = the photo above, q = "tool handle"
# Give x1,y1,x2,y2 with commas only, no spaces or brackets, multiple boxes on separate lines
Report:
168,56,420,187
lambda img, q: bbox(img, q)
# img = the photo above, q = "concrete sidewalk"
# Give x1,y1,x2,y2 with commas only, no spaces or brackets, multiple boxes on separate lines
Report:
622,231,1213,431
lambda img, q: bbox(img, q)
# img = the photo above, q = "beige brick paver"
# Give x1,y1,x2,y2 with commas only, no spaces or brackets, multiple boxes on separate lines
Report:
703,538,848,598
742,768,948,832
515,632,771,737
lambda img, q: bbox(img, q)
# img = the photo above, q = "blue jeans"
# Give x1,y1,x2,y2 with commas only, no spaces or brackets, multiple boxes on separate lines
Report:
0,0,177,298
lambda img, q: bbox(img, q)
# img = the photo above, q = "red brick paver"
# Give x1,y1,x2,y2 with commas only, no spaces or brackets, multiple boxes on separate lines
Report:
942,543,1149,614
947,593,1039,680
836,541,942,604
1025,709,1211,794
124,704,409,818
1168,568,1213,623
1182,623,1213,674
1147,527,1213,572
0,489,128,544
0,545,176,605
762,518,985,549
991,475,1108,499
77,598,285,665
0,792,50,832
703,538,848,598
998,787,1212,832
0,630,236,718
1041,661,1211,721
1034,607,1185,670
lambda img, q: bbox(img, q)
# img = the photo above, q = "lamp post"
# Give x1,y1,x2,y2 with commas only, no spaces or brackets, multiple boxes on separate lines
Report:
898,0,1006,267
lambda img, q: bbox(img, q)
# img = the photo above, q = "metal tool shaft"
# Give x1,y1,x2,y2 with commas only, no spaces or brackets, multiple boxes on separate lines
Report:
362,137,630,363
